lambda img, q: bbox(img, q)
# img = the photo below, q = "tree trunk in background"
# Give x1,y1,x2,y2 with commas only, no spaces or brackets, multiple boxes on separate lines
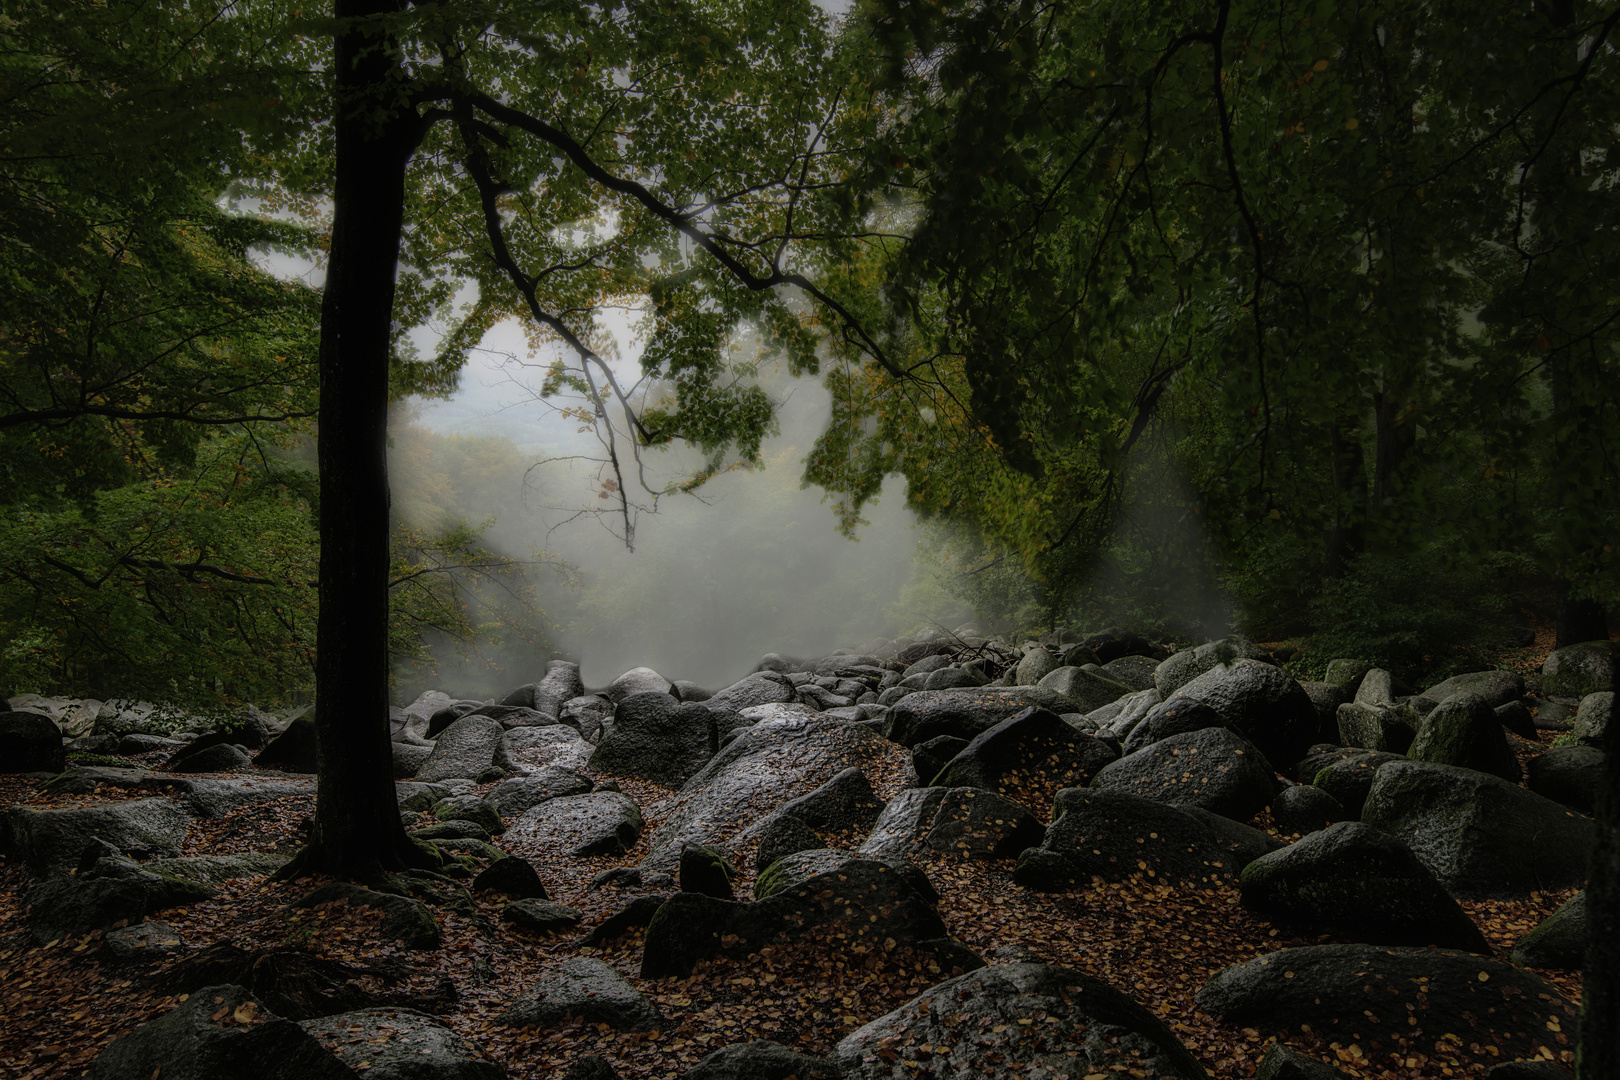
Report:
1322,422,1366,578
1556,583,1610,649
300,0,433,879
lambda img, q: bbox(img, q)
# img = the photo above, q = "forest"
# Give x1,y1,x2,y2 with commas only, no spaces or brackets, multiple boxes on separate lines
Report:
1,0,1617,1077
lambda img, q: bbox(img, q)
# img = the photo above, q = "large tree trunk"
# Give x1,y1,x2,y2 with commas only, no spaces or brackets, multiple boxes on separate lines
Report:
1582,727,1620,1078
1322,422,1366,579
291,0,435,880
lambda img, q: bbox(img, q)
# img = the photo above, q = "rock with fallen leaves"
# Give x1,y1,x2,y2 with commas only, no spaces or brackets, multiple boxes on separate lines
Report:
831,961,1208,1079
1238,821,1492,952
1092,726,1278,823
504,791,644,858
502,724,593,771
1032,666,1134,713
1255,1041,1351,1079
1197,943,1580,1063
919,787,1044,859
485,767,594,817
25,855,217,944
1141,659,1317,772
1335,701,1416,755
502,899,583,936
1014,787,1235,890
473,856,548,900
500,957,664,1031
587,693,717,788
1269,783,1344,835
679,1038,839,1079
286,883,442,950
1304,748,1406,818
102,920,186,963
1510,891,1586,970
300,1005,505,1079
1361,759,1593,898
643,716,903,872
857,786,949,859
640,858,948,979
2,796,190,876
930,707,1117,807
85,983,354,1080
753,849,937,906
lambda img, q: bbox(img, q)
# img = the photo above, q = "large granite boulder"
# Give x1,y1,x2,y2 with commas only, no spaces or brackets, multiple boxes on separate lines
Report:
1034,666,1132,713
1573,691,1615,746
919,788,1044,859
1308,749,1408,819
1154,638,1265,698
1081,627,1163,664
753,849,937,905
1361,761,1593,897
85,984,353,1080
1013,788,1235,891
857,788,950,860
703,672,797,712
485,766,594,818
587,692,715,788
1239,822,1490,951
286,883,441,950
1408,692,1521,782
1139,660,1315,770
881,687,1079,748
1091,727,1277,822
2,797,190,876
0,711,64,773
930,707,1116,808
640,858,951,979
1422,670,1525,709
680,1041,838,1080
24,860,215,944
642,716,904,873
1541,640,1619,698
300,1007,504,1080
1510,892,1586,970
560,696,615,743
1197,944,1579,1063
1526,745,1606,813
502,659,586,719
831,963,1206,1079
1013,647,1061,686
1334,702,1415,755
605,666,673,703
415,716,506,783
502,724,592,771
500,957,663,1030
504,791,643,858
255,714,318,773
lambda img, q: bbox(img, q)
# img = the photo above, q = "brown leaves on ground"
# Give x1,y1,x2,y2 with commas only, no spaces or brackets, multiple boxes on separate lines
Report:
0,728,1588,1080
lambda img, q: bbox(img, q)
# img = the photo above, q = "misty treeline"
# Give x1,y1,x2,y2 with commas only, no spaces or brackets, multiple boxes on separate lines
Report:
2,0,1616,710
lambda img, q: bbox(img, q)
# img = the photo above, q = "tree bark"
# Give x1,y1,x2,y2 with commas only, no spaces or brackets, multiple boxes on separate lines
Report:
1323,422,1366,579
291,0,435,879
1582,724,1620,1078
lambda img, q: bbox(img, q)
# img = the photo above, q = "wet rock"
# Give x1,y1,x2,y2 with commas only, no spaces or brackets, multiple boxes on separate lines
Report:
502,725,592,772
1154,638,1265,698
1270,784,1345,835
1308,750,1407,819
753,849,937,905
933,707,1115,812
1014,788,1234,891
1362,760,1592,898
679,843,737,899
857,787,950,860
1335,702,1415,755
300,1006,504,1080
103,921,185,964
560,696,615,743
1526,745,1606,814
505,792,643,858
1255,1043,1352,1080
500,957,663,1030
255,715,318,773
920,788,1044,859
416,716,506,784
1510,892,1586,970
2,797,189,876
1408,692,1521,782
1092,727,1277,822
503,899,584,936
430,795,505,835
1035,666,1134,713
605,666,673,703
882,687,1079,748
286,883,440,950
704,672,798,712
1197,944,1579,1062
588,692,715,788
1573,691,1614,747
1239,821,1490,951
680,1041,838,1080
0,711,64,773
485,767,594,818
1422,670,1525,709
1541,640,1619,698
85,984,352,1080
832,963,1206,1080
472,856,548,900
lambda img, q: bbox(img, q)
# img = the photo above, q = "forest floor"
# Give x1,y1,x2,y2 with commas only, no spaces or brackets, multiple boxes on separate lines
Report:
0,632,1586,1080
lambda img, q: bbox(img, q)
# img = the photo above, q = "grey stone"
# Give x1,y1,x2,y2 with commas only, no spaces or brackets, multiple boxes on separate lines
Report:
881,687,1079,748
920,788,1044,859
85,984,353,1080
680,1041,838,1080
501,957,663,1030
25,865,214,944
287,882,441,949
932,707,1116,810
901,654,951,679
0,711,64,773
1255,1043,1353,1080
1423,669,1526,708
1099,654,1160,692
1308,749,1406,819
753,848,937,906
143,852,288,885
431,794,505,835
1362,760,1593,898
858,787,950,859
503,899,584,935
1526,745,1606,813
416,715,506,783
485,767,593,817
752,815,824,872
1155,637,1264,698
1014,788,1235,891
1178,805,1286,872
643,716,901,873
300,1007,504,1080
832,963,1206,1080
505,791,644,858
1092,727,1277,822
587,692,715,788
2,797,189,876
1239,821,1490,951
1408,692,1521,782
1013,648,1060,686
1197,944,1578,1063
103,921,185,964
1573,690,1615,746
1096,687,1161,737
1353,668,1396,706
1496,700,1539,740
704,672,797,711
473,856,548,899
921,666,982,691
560,696,615,743
605,666,673,703
1299,682,1349,743
1335,701,1415,754
1510,892,1586,970
911,735,969,785
502,724,592,771
255,715,318,773
770,767,885,833
678,843,737,899
1541,640,1619,698
392,743,433,779
1322,659,1373,696
1035,666,1134,713
1270,784,1344,835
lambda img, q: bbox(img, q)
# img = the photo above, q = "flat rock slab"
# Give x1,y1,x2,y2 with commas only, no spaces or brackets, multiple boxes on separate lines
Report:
301,1006,504,1080
416,716,506,783
486,767,594,817
85,983,353,1080
1362,760,1592,898
505,791,643,858
832,963,1207,1079
882,687,1079,748
1197,944,1579,1066
501,957,663,1030
642,717,906,873
503,899,584,935
3,796,191,876
43,769,316,818
640,858,948,979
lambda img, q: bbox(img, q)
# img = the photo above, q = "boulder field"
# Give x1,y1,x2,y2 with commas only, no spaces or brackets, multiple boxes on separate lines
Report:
0,629,1599,1079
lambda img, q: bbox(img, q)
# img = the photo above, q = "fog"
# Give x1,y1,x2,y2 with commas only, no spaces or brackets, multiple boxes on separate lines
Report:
389,316,934,699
